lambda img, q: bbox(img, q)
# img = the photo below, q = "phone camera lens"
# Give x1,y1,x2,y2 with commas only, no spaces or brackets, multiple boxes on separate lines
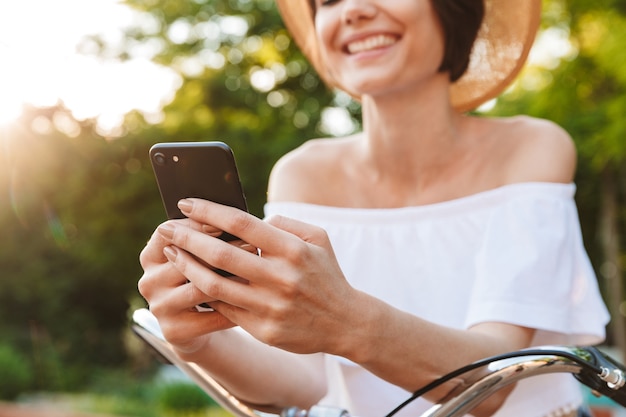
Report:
154,152,166,166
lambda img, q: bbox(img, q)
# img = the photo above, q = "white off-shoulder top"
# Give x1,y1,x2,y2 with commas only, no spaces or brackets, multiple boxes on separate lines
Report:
264,182,610,417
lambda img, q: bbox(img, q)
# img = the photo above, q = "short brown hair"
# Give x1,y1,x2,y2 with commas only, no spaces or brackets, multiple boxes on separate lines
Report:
432,1,484,81
304,0,484,82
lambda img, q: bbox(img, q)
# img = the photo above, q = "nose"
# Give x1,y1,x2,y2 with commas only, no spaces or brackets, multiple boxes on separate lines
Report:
342,0,377,25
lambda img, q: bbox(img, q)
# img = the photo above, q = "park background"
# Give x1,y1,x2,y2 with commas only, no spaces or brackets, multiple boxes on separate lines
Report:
1,0,626,415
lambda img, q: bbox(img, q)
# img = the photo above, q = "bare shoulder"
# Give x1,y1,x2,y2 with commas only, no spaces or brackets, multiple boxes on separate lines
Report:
267,136,357,203
490,115,577,184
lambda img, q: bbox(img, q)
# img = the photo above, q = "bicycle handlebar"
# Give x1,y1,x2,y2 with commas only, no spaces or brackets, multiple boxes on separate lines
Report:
131,308,626,417
416,346,625,417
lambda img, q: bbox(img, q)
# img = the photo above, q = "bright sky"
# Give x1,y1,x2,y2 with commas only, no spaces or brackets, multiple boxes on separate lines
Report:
0,0,181,134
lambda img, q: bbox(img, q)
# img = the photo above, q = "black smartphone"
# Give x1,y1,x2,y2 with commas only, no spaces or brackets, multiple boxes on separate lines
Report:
149,141,249,308
149,141,248,243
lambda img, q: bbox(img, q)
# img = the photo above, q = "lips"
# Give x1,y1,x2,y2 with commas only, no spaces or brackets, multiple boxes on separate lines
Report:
346,34,398,54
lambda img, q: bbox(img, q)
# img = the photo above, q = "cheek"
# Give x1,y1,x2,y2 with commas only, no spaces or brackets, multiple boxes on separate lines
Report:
314,13,334,54
406,4,446,65
314,14,341,75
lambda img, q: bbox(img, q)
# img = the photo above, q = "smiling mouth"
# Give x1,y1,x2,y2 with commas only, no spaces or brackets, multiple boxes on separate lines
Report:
346,34,398,54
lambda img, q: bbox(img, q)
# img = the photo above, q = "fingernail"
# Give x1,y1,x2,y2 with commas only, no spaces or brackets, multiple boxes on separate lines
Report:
178,199,193,215
202,225,223,237
158,223,175,240
163,246,178,263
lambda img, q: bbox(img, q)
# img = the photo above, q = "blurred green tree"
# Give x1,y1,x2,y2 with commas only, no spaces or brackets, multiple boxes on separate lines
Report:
489,0,626,354
0,110,161,387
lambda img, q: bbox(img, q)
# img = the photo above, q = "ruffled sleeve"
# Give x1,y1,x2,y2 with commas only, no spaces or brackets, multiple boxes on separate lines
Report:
465,185,609,345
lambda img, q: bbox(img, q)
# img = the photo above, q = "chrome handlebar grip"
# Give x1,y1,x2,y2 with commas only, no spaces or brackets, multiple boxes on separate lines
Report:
420,347,586,417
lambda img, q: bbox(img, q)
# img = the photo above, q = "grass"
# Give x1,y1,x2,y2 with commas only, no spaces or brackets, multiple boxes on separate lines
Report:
20,392,234,417
15,365,236,417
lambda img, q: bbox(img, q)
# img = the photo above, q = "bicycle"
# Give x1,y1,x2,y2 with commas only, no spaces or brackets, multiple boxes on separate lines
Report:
131,308,626,417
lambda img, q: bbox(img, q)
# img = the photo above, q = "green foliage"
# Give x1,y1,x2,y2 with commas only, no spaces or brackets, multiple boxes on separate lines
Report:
488,0,626,233
492,0,626,170
67,367,161,417
0,343,32,400
0,115,160,389
156,382,217,413
14,367,226,417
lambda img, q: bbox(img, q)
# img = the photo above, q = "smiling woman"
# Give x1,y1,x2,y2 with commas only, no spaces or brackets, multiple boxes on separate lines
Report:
0,0,181,135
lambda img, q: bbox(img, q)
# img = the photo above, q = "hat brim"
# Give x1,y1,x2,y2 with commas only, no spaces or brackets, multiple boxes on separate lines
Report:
275,0,542,112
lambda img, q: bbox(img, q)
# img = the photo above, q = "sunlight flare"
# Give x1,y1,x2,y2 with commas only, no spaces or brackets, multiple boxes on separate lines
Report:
0,0,180,132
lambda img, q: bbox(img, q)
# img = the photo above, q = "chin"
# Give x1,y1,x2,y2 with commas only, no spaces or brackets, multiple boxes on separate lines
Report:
342,79,396,97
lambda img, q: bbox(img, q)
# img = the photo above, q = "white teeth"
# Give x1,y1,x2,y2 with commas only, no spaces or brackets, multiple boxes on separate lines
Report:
347,35,397,54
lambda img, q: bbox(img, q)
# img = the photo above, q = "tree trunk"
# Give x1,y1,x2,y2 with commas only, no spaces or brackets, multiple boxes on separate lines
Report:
599,167,626,356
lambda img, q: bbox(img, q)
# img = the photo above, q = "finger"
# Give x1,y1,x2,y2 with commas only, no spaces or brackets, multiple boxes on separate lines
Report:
160,221,270,281
138,262,188,302
207,300,250,326
202,224,226,238
146,280,234,341
140,223,172,265
178,199,303,255
140,277,211,319
163,244,263,309
159,279,220,311
158,308,235,344
228,239,258,255
165,207,257,252
141,218,206,265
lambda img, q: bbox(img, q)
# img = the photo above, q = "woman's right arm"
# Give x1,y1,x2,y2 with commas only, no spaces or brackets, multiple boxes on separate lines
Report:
138,218,327,410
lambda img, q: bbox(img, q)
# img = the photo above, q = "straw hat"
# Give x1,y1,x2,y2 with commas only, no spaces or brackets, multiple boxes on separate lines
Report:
275,0,542,112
